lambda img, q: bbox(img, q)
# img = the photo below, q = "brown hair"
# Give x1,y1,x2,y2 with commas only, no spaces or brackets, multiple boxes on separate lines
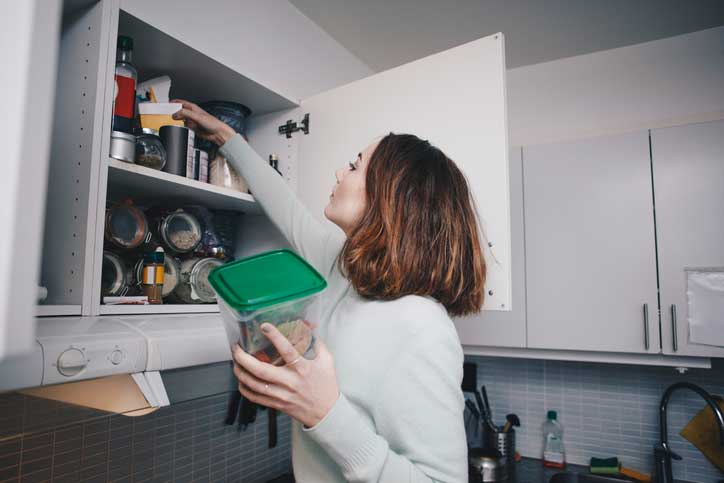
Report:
339,133,486,316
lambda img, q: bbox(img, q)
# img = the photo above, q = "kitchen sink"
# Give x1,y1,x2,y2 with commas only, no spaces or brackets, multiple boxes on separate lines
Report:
549,472,634,483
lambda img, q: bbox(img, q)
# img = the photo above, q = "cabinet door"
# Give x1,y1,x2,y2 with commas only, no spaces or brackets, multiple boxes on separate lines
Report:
456,147,526,347
0,0,61,358
297,34,511,311
524,131,660,353
651,120,724,357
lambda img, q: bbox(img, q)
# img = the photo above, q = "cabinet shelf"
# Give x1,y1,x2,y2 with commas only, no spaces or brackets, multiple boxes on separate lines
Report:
36,305,82,317
99,304,220,316
107,158,262,214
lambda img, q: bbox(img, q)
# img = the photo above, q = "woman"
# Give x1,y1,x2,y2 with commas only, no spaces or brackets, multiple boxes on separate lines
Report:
174,100,486,483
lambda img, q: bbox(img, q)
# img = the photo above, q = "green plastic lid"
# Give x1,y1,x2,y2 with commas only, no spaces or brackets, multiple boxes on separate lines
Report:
208,249,327,311
547,410,557,420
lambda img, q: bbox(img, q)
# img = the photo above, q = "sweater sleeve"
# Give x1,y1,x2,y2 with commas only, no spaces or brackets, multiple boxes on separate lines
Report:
302,327,468,483
219,133,344,274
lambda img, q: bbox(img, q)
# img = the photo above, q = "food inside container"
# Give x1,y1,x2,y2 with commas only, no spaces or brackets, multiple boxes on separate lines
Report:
135,128,166,170
175,257,223,304
208,249,327,365
209,154,249,193
133,253,180,299
156,209,203,254
105,201,150,249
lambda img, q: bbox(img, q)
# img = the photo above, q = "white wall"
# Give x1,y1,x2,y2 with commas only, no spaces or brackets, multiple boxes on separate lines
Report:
119,0,372,102
507,26,724,146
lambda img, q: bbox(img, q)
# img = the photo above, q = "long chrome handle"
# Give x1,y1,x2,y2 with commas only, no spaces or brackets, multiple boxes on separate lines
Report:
671,304,678,352
643,303,650,350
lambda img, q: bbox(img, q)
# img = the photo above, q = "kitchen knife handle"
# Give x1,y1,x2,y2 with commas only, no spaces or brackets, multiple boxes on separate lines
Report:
671,304,678,352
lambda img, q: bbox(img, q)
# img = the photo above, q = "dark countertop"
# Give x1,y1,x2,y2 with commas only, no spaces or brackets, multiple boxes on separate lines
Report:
511,457,696,483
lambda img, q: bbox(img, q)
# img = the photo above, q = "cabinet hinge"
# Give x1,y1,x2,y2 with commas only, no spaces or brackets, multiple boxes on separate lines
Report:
278,113,310,139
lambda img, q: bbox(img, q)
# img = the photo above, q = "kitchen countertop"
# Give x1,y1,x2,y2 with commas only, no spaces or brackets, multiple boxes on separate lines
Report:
511,457,696,483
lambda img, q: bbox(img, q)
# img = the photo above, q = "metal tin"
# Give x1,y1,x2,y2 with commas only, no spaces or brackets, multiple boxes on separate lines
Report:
110,130,136,163
468,448,508,483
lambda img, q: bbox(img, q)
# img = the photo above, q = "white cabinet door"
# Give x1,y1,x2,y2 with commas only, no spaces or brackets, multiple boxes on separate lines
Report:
651,120,724,357
456,147,526,347
297,34,511,310
0,1,61,358
524,131,660,353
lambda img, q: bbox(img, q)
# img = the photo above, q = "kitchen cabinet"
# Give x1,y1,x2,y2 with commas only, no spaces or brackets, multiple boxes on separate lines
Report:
2,0,511,378
455,147,526,348
0,0,61,359
651,120,724,357
523,131,661,354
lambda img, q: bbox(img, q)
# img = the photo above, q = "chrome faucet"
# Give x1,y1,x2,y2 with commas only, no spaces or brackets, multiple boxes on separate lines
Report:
654,382,724,483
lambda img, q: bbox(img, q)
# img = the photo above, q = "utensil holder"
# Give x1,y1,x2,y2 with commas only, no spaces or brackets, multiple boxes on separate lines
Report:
481,425,516,467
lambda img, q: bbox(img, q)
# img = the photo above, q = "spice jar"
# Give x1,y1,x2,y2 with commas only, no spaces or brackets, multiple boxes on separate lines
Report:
154,209,203,254
141,247,165,304
133,253,180,299
105,200,150,249
135,128,166,170
175,257,223,304
101,251,132,297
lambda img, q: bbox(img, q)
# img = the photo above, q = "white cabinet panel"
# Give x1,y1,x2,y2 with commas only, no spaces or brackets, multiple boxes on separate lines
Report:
651,120,724,357
0,0,61,358
297,34,511,310
457,147,526,347
524,131,660,353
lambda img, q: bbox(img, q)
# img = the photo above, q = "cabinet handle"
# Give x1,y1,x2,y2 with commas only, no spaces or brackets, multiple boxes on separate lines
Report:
671,304,678,352
643,303,650,350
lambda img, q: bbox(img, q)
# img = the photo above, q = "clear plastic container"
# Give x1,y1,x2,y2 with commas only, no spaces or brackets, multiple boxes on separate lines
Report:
209,249,327,365
542,410,566,469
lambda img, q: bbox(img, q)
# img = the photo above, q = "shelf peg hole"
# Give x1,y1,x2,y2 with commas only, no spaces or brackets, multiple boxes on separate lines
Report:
488,290,494,296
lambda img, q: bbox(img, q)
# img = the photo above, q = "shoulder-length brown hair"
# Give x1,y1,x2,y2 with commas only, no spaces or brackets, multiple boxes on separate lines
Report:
339,133,486,316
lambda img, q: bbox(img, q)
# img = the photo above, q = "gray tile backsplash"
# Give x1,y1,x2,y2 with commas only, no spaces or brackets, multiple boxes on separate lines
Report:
0,392,291,483
466,355,724,483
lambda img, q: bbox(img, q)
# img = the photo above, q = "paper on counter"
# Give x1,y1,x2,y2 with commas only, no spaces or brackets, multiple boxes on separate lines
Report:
687,269,724,347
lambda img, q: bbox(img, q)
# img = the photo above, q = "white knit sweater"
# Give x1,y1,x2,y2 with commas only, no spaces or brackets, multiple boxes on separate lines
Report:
220,134,467,483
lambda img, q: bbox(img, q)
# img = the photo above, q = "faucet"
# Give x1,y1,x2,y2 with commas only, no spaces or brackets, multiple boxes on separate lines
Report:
654,382,724,483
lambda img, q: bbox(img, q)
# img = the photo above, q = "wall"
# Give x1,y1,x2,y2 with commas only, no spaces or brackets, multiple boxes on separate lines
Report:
0,390,292,483
507,26,724,146
468,355,724,483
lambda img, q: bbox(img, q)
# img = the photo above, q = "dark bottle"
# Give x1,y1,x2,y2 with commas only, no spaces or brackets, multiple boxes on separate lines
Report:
112,36,138,134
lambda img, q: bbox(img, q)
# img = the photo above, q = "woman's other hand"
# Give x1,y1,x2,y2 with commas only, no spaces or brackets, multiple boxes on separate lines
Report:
171,99,235,146
232,322,340,428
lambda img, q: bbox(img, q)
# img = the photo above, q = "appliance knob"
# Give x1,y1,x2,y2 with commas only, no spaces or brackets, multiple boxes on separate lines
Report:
110,349,124,365
57,348,87,377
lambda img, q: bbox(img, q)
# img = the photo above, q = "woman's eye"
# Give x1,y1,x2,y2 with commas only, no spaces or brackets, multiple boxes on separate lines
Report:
348,162,357,171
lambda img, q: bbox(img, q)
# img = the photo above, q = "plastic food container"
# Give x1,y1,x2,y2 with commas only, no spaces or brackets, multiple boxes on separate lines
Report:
208,249,327,365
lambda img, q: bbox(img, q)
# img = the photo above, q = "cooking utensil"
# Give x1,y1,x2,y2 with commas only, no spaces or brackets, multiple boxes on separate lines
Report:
481,385,495,429
465,398,480,420
474,389,487,421
503,413,521,433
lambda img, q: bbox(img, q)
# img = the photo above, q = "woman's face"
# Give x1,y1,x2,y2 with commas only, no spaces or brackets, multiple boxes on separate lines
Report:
324,141,379,235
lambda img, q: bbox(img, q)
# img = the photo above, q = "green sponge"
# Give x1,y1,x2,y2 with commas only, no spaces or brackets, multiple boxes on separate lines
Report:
590,457,620,474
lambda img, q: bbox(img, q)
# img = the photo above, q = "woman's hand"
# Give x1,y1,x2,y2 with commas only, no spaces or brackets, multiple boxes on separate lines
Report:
232,322,340,429
171,99,236,146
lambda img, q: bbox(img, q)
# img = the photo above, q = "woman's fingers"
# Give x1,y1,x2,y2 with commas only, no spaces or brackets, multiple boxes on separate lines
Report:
237,381,283,410
261,323,305,366
233,362,289,401
172,107,203,124
171,98,199,111
233,345,295,387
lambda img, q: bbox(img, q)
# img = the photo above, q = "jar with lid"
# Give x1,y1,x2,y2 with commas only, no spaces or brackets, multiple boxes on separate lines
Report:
133,253,180,300
101,251,132,297
152,209,203,254
135,128,166,170
174,257,223,304
105,200,150,249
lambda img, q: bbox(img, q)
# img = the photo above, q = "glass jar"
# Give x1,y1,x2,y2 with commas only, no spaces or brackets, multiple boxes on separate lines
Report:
133,253,180,299
105,201,150,249
101,251,132,297
155,209,203,254
135,128,166,170
175,257,223,304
